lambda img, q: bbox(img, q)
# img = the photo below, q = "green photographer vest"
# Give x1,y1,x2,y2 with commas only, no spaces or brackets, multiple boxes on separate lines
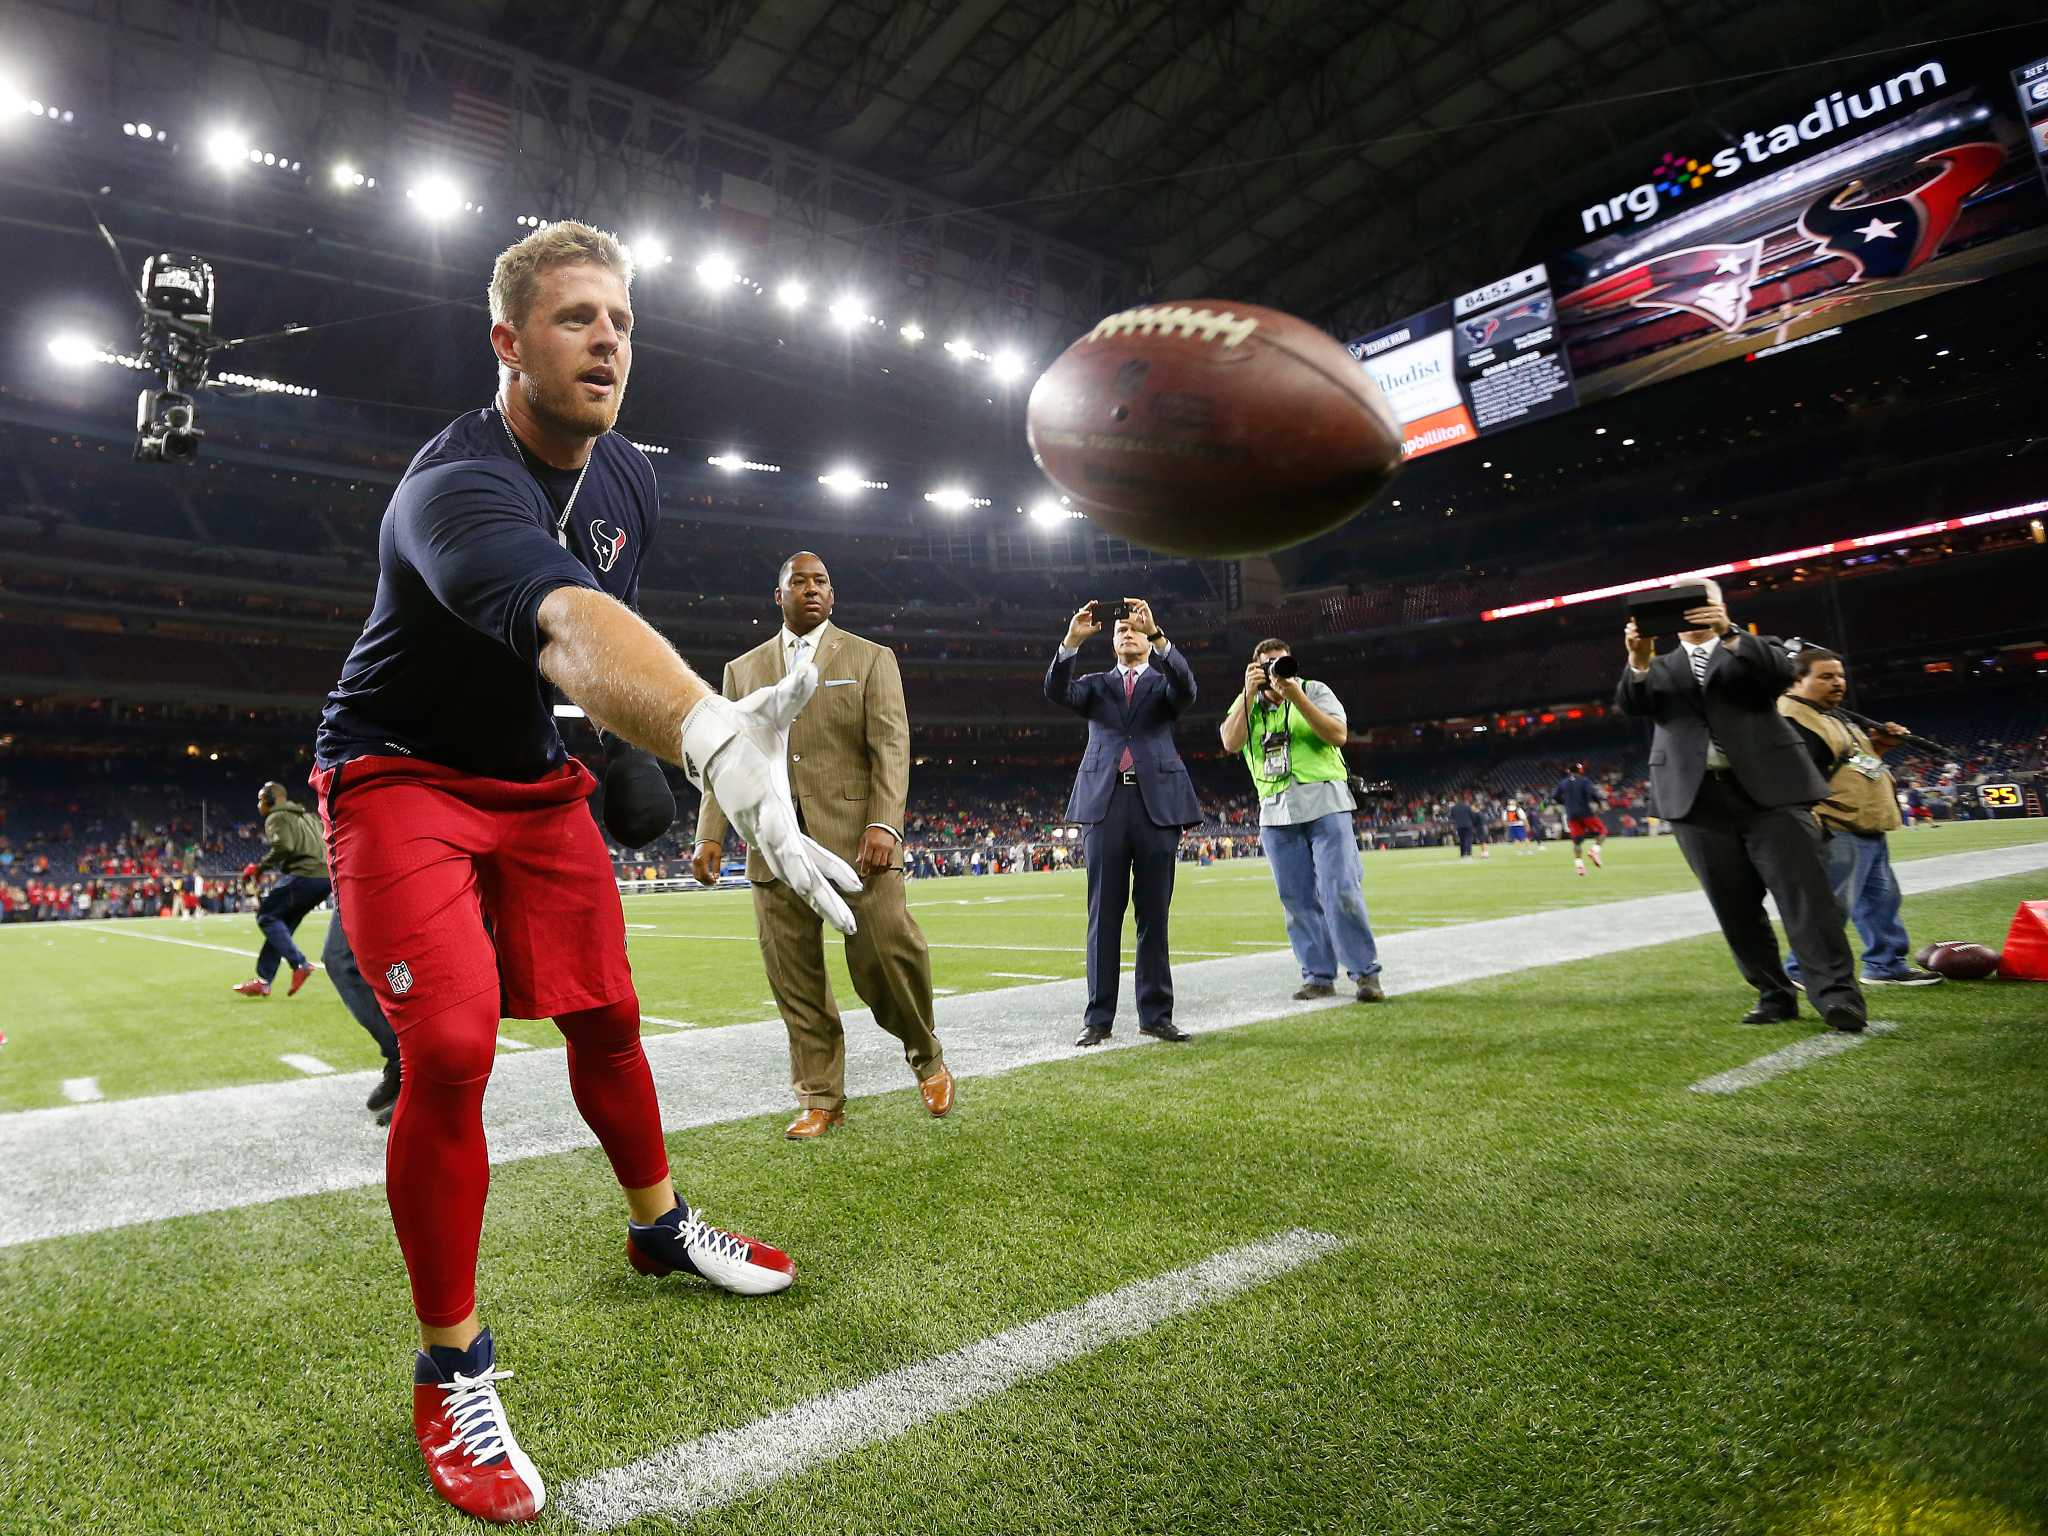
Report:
1241,687,1348,801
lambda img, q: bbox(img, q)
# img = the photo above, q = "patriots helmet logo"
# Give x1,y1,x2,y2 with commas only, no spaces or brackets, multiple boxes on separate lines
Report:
589,519,629,574
1558,241,1765,335
1798,142,2002,283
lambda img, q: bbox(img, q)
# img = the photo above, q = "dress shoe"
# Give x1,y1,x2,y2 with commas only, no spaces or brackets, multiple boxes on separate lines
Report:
920,1066,954,1118
1073,1023,1112,1048
366,1059,402,1114
1741,999,1799,1025
1824,1007,1867,1034
1291,982,1336,1000
1138,1019,1191,1042
1356,976,1385,1003
784,1107,844,1139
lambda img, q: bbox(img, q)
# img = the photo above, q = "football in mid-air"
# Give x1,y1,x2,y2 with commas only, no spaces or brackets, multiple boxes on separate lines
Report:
1921,941,2002,980
1025,300,1403,557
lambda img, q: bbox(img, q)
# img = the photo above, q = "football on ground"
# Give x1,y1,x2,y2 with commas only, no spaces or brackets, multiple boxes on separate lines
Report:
1919,940,2003,979
1025,300,1402,557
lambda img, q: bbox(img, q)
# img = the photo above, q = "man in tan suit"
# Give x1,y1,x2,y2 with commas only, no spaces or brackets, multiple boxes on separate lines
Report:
692,551,954,1137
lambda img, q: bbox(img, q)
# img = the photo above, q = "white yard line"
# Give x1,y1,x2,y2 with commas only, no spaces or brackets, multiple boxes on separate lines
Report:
84,928,259,960
3,840,2042,1251
639,1016,691,1030
989,971,1065,980
1688,1021,1899,1095
277,1054,333,1076
560,1228,1346,1532
496,1035,533,1051
60,1077,101,1103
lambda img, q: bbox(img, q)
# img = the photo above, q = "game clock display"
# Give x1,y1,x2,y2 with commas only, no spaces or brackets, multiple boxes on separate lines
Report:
2016,55,2048,196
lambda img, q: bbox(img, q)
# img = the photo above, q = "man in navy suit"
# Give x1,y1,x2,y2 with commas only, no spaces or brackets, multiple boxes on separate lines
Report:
1045,598,1202,1047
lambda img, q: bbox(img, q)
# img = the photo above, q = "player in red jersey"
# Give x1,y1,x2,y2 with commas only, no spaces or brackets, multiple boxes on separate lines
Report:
312,222,860,1523
1552,763,1607,877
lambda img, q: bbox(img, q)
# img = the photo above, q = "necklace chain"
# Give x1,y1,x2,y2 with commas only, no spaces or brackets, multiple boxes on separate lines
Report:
495,403,591,548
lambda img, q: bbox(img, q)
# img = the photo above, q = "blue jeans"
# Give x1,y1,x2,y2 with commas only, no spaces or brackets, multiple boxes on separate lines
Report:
1260,811,1381,983
1786,829,1910,982
255,874,331,982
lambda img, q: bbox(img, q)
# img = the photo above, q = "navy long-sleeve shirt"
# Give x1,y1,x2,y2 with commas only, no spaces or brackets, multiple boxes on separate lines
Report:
1552,774,1604,821
317,409,658,781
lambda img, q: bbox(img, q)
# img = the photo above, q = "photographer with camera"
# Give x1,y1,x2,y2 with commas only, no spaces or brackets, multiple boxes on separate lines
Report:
1221,639,1384,1003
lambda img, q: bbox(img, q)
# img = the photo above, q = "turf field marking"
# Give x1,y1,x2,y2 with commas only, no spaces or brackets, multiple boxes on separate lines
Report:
559,1228,1346,1531
60,1077,101,1103
628,932,1228,957
496,1035,533,1051
1688,1021,1899,1095
640,1016,690,1029
82,927,258,959
990,971,1064,980
5,841,2041,1250
278,1054,333,1076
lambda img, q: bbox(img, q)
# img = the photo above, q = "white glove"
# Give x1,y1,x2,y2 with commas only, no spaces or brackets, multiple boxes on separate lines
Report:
680,663,862,935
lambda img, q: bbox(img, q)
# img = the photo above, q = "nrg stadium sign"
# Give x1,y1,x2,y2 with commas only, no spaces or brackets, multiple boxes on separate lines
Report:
1579,59,1950,232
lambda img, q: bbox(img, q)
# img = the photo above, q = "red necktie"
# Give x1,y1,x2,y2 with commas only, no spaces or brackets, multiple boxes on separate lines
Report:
1119,670,1136,772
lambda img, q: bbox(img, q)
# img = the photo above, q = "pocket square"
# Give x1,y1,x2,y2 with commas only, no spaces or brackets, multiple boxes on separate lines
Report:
823,678,859,687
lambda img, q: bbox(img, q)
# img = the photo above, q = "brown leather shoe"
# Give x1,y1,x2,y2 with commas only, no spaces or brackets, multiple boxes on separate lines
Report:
920,1066,955,1118
785,1108,843,1139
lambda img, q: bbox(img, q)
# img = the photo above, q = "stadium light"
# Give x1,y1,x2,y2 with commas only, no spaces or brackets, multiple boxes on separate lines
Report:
330,163,359,188
924,486,990,512
1480,498,2048,622
1027,497,1080,525
215,370,317,397
46,334,101,367
707,454,782,473
627,439,669,455
899,321,925,344
943,336,973,360
818,466,886,496
692,251,734,288
776,279,808,311
406,177,463,221
827,294,865,330
203,127,248,170
989,350,1026,383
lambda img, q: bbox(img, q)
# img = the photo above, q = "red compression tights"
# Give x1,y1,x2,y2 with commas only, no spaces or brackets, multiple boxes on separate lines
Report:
384,989,670,1327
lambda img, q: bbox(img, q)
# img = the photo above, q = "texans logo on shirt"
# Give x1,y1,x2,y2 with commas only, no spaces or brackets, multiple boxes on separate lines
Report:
1797,142,2002,282
589,519,628,574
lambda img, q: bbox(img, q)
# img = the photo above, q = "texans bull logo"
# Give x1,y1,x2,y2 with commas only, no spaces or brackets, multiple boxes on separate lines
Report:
589,518,628,574
1798,141,2002,281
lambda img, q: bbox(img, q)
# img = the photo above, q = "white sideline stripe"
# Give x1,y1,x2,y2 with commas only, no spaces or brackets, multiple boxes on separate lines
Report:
560,1228,1346,1531
61,1077,101,1103
277,1054,332,1076
90,928,256,959
990,971,1064,980
640,1016,690,1029
1688,1021,1898,1094
496,1035,532,1051
3,840,2042,1251
628,932,1229,957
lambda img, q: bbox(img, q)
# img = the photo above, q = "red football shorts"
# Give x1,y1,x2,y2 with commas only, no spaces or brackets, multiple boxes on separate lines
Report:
310,754,632,1027
1567,816,1606,841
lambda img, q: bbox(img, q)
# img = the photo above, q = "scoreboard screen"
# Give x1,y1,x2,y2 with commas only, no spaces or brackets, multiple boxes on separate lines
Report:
1346,264,1578,461
1980,783,2024,810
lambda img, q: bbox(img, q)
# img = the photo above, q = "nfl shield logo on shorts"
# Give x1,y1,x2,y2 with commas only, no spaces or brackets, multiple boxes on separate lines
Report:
385,960,414,996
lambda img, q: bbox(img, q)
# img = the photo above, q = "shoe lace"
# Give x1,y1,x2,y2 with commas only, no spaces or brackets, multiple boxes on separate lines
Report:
434,1367,517,1465
687,1215,752,1266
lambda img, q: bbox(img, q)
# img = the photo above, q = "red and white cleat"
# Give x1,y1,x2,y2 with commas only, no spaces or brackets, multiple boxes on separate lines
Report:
1588,847,1603,869
627,1203,795,1295
412,1329,545,1524
287,963,316,996
230,978,271,998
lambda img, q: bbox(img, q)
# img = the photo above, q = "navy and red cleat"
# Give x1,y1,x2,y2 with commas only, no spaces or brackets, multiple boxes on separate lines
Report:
230,978,270,998
412,1329,545,1524
627,1202,795,1295
287,963,316,996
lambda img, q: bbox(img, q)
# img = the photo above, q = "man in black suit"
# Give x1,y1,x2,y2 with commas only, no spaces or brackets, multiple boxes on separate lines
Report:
1617,579,1865,1032
1046,598,1202,1047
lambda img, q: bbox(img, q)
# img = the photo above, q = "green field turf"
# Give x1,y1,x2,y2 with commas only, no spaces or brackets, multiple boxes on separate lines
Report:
2,820,2043,1113
2,846,2046,1534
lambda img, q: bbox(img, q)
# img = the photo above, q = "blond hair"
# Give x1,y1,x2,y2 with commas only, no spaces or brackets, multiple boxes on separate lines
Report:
487,220,635,329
